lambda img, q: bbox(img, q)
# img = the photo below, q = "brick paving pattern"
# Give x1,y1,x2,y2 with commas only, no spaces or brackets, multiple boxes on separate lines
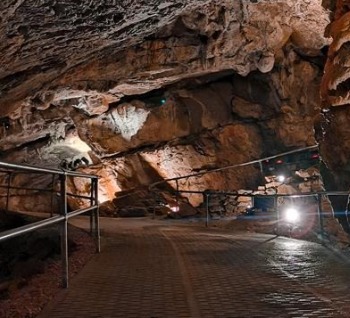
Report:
38,219,350,318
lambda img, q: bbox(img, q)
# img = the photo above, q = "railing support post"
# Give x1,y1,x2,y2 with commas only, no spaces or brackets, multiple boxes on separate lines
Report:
6,172,11,211
206,193,210,228
90,180,95,236
317,193,324,242
60,174,69,288
50,174,55,217
175,179,180,208
274,193,279,219
93,179,100,253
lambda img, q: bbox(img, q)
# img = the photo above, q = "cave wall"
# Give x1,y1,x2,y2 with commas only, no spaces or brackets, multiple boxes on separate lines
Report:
0,51,326,215
320,0,350,179
317,0,350,228
0,1,331,215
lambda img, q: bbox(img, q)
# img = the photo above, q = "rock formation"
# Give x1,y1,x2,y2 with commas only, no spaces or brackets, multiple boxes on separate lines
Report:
320,0,350,171
1,0,348,243
317,0,350,229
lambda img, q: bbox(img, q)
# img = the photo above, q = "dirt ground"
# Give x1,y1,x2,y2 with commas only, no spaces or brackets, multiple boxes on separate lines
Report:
0,216,95,318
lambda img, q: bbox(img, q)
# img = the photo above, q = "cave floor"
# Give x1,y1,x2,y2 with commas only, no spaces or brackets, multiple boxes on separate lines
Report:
38,217,350,318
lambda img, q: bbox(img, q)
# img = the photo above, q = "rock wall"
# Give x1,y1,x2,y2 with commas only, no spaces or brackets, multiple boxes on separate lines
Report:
0,1,333,218
319,1,350,203
0,54,326,214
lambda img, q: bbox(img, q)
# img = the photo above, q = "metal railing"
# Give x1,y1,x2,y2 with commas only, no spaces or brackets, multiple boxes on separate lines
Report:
148,145,320,211
147,145,350,239
0,161,100,288
149,145,319,191
175,189,350,240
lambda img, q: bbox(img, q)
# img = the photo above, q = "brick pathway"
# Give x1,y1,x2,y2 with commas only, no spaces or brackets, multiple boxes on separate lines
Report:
38,218,350,318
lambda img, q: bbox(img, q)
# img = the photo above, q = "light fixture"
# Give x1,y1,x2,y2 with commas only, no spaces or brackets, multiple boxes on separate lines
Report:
166,203,179,213
277,175,285,183
284,207,300,223
170,205,179,212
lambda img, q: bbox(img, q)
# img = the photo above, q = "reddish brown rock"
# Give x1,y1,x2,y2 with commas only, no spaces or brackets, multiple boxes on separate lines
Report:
0,0,329,119
0,1,339,224
319,1,350,187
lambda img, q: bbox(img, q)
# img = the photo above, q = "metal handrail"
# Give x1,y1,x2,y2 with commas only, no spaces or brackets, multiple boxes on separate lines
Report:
176,188,350,239
109,146,320,209
0,206,97,242
149,145,318,190
0,184,54,192
0,215,65,241
0,161,98,179
146,145,320,225
108,146,320,208
145,144,342,235
176,189,350,197
0,161,100,288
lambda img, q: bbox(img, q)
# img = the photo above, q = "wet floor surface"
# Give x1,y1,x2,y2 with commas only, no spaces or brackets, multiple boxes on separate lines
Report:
38,218,350,318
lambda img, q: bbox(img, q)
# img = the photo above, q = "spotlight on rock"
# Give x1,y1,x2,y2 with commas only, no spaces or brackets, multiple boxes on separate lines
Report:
166,203,179,213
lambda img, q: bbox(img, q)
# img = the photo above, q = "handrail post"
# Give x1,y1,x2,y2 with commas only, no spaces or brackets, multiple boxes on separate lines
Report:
274,194,278,221
50,174,55,217
60,174,69,288
175,179,180,209
0,161,99,291
317,193,324,243
346,193,350,231
205,193,210,228
90,179,95,235
93,178,100,253
6,172,11,211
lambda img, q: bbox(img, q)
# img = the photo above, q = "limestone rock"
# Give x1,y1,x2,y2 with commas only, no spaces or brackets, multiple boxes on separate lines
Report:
0,1,343,230
321,11,350,107
0,0,330,119
319,2,350,188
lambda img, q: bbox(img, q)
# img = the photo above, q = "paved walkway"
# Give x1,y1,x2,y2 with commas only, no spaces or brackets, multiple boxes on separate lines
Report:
38,217,350,318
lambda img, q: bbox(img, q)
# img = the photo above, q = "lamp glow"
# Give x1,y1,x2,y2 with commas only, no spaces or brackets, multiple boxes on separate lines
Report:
284,208,300,223
277,175,285,183
166,204,179,213
170,205,179,212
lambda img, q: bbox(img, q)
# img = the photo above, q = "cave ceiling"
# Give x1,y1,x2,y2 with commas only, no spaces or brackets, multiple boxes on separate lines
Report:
2,0,350,213
1,1,329,130
1,0,329,117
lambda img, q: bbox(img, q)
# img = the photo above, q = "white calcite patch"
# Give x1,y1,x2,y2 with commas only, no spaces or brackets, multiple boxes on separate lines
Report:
110,102,150,141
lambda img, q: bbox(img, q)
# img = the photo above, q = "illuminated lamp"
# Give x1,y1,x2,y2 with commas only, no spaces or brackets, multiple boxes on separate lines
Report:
284,208,300,223
166,203,179,213
277,175,285,183
170,205,179,212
